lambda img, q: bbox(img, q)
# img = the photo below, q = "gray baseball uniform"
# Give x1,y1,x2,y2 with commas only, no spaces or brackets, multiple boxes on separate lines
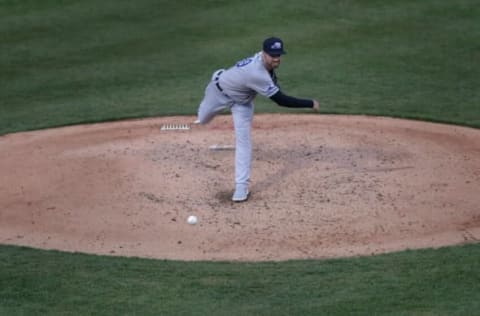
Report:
196,37,315,202
197,52,277,194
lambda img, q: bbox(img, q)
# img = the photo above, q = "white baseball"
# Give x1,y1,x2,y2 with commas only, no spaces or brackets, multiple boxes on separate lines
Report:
187,215,198,225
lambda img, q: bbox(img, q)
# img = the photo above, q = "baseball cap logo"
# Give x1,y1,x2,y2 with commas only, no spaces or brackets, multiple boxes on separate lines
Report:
271,42,282,49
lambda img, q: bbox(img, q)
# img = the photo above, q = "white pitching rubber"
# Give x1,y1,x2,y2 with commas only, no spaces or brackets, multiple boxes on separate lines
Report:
209,144,235,151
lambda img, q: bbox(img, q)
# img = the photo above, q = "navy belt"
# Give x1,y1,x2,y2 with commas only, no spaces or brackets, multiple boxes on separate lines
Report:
214,70,224,92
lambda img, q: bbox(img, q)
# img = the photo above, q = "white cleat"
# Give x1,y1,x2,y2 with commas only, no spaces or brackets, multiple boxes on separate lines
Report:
193,119,201,124
232,184,250,202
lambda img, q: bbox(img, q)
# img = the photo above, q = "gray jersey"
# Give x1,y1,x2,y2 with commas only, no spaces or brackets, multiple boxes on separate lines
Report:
218,52,279,105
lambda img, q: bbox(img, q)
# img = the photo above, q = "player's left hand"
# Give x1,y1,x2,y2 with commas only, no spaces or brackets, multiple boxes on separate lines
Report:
312,99,320,112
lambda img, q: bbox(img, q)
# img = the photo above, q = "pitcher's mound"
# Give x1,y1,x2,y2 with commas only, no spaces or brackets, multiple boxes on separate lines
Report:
1,114,479,261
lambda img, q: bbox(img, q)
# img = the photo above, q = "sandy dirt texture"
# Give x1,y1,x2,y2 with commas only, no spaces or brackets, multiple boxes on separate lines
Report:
1,114,479,261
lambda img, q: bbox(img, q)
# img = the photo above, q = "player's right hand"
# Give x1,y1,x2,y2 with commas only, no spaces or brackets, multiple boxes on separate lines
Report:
312,99,320,112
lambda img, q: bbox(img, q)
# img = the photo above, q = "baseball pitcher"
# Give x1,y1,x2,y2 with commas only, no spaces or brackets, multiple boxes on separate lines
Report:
196,37,320,202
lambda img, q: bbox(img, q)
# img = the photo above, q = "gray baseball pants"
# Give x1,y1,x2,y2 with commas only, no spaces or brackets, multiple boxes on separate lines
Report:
197,70,254,187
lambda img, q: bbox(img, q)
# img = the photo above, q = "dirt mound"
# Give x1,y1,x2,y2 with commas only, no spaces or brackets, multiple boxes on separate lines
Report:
1,114,479,261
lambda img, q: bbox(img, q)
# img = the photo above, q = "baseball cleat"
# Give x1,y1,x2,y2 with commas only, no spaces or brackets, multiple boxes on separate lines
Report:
232,184,250,202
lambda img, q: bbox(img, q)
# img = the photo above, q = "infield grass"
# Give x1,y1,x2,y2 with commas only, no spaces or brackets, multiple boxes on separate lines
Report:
1,0,480,315
1,0,479,135
1,244,480,315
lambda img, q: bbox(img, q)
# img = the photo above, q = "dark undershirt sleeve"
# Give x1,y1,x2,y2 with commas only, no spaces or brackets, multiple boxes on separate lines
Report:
270,90,314,108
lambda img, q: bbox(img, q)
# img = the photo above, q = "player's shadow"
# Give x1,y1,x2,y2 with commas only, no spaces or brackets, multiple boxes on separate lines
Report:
215,191,235,203
250,146,317,194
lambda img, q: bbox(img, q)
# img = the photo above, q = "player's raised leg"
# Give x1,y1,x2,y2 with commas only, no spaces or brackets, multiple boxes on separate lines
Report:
196,70,230,124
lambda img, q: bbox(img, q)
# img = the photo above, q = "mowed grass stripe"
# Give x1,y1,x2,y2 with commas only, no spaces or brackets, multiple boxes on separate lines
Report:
1,243,480,315
2,0,479,134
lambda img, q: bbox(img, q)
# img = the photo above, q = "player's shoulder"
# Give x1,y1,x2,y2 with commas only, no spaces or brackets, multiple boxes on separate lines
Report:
234,52,260,68
249,52,270,75
252,52,265,67
230,52,270,80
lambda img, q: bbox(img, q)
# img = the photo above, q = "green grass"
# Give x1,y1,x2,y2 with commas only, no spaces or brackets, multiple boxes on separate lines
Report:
1,0,479,135
1,0,479,314
1,244,480,315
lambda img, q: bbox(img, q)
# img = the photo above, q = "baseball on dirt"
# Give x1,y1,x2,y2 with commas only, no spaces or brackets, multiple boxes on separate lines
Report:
187,215,198,225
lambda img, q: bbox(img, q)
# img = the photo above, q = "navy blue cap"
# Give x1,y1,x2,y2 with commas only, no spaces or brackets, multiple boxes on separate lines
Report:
263,37,286,56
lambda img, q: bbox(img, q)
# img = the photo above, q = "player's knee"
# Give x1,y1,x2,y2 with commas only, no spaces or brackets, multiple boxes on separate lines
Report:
197,114,215,125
